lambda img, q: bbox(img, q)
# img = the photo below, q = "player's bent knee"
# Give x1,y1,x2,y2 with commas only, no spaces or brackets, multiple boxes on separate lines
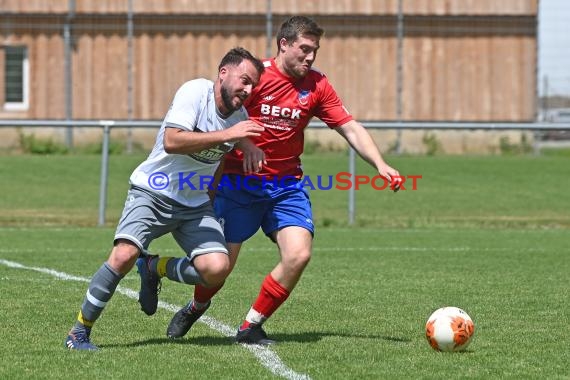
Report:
283,250,312,271
296,252,312,269
202,272,228,287
194,252,231,286
200,269,229,287
108,240,140,273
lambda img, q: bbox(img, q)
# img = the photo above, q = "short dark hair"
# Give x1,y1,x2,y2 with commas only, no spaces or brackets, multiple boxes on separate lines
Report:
276,16,324,50
218,47,264,76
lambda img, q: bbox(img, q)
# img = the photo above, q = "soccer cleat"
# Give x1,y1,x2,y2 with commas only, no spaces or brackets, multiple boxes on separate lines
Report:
65,330,98,351
136,255,161,316
235,324,276,345
167,301,211,339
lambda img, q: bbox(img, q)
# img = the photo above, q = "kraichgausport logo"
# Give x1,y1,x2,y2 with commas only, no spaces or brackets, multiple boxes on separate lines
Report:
147,172,422,192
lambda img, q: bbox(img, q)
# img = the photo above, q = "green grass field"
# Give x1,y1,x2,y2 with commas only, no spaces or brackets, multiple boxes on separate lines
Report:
1,153,569,379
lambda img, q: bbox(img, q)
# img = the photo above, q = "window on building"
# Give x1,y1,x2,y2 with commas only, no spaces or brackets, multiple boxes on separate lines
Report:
4,46,29,111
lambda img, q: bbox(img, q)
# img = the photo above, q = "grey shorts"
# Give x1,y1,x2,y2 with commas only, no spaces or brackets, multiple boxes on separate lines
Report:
114,186,228,259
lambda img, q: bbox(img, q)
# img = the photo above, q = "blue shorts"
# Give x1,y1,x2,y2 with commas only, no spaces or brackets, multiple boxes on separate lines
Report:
213,174,314,243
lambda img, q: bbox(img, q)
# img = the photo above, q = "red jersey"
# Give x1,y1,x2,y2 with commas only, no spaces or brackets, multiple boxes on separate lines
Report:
223,58,353,179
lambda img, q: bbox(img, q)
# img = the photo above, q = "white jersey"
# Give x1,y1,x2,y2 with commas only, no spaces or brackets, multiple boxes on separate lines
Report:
129,79,248,207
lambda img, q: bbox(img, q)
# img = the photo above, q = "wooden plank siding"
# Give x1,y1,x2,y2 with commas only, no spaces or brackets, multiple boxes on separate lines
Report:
0,0,537,15
0,1,537,121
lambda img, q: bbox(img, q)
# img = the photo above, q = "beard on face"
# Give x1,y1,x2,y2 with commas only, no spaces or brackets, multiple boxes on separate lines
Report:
220,83,238,114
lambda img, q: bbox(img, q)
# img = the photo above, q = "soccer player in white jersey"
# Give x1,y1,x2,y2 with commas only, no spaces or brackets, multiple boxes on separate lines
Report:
64,47,265,351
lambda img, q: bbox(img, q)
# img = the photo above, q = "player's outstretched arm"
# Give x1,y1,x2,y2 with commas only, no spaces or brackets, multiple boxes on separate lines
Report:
336,120,401,191
163,121,263,155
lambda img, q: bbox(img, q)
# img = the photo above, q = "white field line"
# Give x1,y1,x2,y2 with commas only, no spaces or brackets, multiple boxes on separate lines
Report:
0,259,311,380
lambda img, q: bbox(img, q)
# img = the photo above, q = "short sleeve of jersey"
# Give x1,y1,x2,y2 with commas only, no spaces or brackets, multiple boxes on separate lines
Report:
315,77,353,128
164,79,208,131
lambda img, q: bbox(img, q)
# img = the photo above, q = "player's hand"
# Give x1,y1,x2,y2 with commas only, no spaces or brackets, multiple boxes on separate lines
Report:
237,138,266,174
226,120,264,141
379,164,402,192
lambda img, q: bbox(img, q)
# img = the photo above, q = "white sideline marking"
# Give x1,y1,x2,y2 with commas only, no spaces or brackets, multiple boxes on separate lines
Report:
0,259,311,380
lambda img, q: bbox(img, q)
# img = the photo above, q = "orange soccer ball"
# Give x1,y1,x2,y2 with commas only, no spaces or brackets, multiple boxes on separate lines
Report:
425,307,475,352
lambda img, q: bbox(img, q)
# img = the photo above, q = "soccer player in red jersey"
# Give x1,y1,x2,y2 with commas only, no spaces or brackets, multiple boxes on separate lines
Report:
166,16,401,344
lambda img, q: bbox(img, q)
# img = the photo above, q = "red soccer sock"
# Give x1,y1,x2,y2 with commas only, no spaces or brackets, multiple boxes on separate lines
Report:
192,283,223,311
240,274,290,330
